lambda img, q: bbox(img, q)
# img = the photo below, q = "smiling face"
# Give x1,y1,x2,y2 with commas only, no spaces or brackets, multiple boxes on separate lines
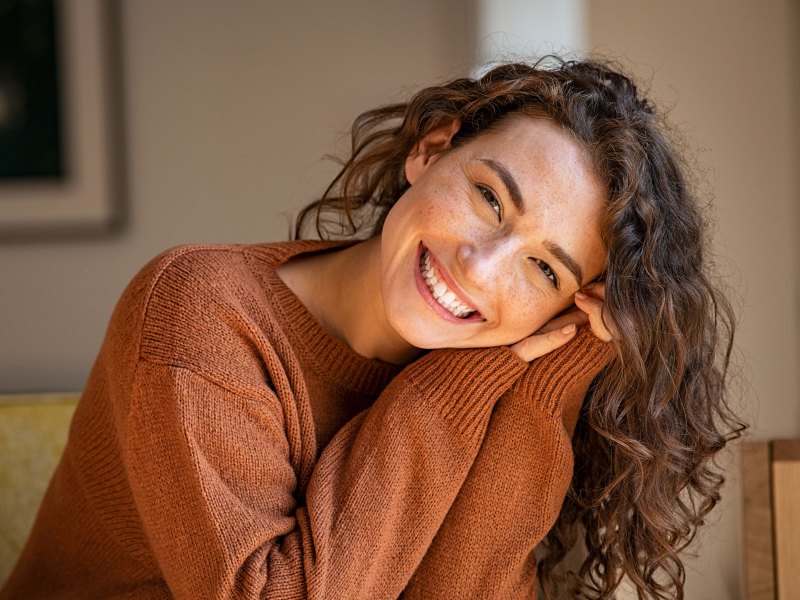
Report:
379,113,607,350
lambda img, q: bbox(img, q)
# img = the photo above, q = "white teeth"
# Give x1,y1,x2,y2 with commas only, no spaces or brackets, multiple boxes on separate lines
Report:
419,249,477,318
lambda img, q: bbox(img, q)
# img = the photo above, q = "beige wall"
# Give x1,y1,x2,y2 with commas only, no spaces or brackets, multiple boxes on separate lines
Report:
588,1,799,598
0,0,474,392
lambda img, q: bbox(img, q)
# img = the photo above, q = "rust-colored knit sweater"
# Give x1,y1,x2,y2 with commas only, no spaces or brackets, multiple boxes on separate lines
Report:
2,240,611,599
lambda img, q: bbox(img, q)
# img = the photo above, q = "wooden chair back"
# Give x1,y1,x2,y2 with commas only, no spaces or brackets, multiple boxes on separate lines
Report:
742,439,800,599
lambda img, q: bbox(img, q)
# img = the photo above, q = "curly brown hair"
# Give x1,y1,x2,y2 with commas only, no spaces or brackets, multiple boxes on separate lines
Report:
293,57,746,599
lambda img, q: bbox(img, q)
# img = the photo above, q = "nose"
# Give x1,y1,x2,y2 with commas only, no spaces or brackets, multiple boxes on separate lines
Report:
456,237,518,290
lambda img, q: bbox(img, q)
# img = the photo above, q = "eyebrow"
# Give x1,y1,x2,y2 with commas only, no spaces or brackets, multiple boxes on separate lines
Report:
544,241,584,288
479,158,526,215
478,157,585,288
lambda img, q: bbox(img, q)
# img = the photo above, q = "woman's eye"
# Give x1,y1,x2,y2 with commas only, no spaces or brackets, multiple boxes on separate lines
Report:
534,259,559,289
477,184,501,220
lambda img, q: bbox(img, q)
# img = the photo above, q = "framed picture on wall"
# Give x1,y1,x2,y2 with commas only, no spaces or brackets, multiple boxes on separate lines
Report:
0,0,124,240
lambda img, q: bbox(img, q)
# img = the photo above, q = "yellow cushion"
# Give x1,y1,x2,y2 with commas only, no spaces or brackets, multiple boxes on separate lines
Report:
0,393,78,585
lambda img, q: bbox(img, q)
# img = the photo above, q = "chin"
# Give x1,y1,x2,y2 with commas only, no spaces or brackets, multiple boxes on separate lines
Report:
391,322,471,351
382,313,438,350
387,320,433,350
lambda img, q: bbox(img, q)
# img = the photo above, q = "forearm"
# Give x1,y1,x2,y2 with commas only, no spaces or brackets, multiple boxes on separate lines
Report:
402,328,613,598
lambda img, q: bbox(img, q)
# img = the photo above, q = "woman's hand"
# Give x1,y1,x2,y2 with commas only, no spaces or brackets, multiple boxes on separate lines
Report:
509,281,615,362
574,281,615,342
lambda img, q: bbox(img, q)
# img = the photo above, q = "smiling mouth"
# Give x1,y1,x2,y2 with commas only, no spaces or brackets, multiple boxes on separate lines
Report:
418,248,480,319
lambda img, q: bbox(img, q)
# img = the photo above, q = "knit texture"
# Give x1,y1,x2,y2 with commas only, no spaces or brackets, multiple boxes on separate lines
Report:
1,240,612,599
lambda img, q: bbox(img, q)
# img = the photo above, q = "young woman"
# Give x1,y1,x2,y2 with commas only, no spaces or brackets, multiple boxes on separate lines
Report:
2,58,743,599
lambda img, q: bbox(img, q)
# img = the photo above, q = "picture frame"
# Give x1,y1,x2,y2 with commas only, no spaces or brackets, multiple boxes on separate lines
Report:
0,0,124,241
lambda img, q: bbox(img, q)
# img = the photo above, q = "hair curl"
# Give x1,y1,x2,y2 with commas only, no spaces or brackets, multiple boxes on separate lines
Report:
294,57,746,599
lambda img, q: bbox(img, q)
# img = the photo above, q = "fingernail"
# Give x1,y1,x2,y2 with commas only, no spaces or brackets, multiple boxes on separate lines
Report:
575,292,587,300
561,323,576,334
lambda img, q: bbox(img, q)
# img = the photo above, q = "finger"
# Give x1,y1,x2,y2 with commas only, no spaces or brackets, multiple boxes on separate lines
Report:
536,310,589,334
574,292,613,342
581,280,606,300
510,323,578,362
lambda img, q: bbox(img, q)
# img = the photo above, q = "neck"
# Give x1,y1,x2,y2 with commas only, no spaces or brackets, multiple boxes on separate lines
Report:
285,236,424,365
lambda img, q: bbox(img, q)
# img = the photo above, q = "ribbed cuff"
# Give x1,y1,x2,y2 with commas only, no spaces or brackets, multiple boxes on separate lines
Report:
515,326,614,418
403,346,528,439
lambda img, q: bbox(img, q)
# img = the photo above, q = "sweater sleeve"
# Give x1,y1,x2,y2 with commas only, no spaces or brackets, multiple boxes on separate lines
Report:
124,344,527,600
401,327,614,599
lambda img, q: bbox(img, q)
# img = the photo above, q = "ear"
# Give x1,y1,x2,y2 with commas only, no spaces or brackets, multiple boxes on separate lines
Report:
404,118,461,185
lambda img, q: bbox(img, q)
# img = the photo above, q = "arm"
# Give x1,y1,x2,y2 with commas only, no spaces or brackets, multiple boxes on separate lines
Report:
401,327,613,598
124,345,527,600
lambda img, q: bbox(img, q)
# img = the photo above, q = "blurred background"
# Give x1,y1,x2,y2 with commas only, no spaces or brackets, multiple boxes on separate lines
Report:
0,0,798,596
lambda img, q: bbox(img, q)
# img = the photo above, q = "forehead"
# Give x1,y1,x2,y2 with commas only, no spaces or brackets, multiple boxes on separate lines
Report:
463,114,604,211
466,114,590,171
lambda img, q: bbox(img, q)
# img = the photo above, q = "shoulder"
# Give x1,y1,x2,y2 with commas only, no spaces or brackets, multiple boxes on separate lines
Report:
128,243,255,328
140,243,254,306
121,243,260,307
116,242,296,389
103,239,352,393
136,239,342,329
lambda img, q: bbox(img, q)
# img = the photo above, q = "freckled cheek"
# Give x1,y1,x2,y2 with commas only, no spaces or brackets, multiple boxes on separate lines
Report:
417,187,473,224
498,289,558,337
403,201,441,231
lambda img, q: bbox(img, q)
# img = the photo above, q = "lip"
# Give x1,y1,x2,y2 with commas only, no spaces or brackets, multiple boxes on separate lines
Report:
414,242,485,323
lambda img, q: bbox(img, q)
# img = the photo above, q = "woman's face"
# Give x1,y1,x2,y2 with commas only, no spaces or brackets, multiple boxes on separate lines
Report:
379,114,607,350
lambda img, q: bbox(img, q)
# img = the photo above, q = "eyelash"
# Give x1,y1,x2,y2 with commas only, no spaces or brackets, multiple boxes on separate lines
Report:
534,259,559,289
477,184,502,219
475,183,559,290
